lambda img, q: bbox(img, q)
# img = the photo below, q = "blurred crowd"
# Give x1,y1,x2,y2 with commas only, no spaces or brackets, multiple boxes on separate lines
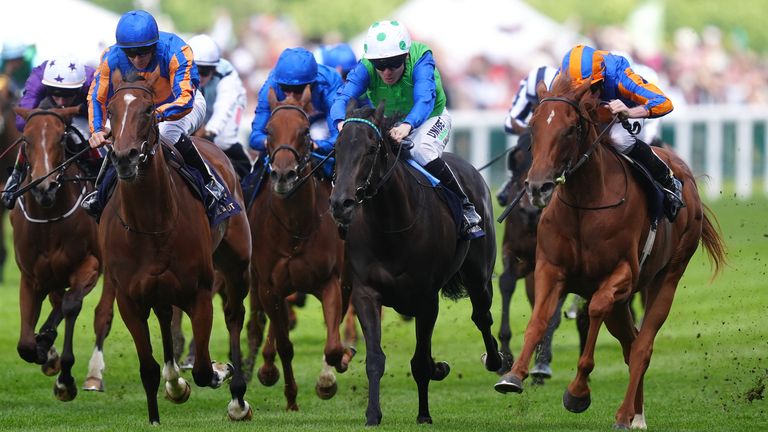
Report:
219,14,768,114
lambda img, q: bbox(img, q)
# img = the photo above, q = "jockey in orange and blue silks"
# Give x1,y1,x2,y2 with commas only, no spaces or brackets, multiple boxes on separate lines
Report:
557,44,684,221
82,10,225,217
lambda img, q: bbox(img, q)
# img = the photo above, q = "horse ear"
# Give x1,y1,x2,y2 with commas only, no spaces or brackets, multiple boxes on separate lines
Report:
58,105,82,123
535,79,549,100
299,85,312,110
13,107,32,120
373,100,385,125
111,68,124,88
268,87,278,110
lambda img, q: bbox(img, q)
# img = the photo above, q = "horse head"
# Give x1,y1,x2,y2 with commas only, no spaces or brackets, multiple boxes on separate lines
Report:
525,72,602,208
329,100,387,226
106,69,160,181
265,85,313,196
13,106,80,207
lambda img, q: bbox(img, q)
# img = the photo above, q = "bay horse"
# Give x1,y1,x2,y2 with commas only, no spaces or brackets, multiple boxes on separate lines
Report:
99,71,252,424
10,106,113,400
497,139,565,384
248,87,351,410
0,75,21,279
330,103,503,425
494,74,726,429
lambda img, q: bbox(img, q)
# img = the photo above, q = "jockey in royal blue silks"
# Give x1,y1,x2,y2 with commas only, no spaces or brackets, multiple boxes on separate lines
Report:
82,9,226,216
1,54,102,209
557,44,684,221
330,20,483,240
248,47,342,178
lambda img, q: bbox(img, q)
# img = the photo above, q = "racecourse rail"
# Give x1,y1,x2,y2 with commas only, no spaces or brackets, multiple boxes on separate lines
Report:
448,104,768,200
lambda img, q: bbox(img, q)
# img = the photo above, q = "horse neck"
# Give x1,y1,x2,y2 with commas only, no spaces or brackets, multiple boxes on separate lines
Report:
362,163,418,232
558,132,612,205
116,148,178,230
270,169,317,230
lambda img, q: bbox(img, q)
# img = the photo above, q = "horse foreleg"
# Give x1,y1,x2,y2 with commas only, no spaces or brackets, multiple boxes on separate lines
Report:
261,291,298,411
155,304,191,404
188,293,216,389
412,299,442,425
84,278,115,392
116,294,161,424
17,276,49,365
496,261,564,394
244,276,266,383
565,261,633,414
604,300,640,428
532,295,565,383
353,287,385,426
319,278,345,370
220,266,252,420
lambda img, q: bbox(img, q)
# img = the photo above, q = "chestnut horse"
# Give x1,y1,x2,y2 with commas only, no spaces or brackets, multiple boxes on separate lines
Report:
10,106,113,399
0,75,21,278
330,103,503,425
495,74,726,429
99,72,252,424
248,87,350,410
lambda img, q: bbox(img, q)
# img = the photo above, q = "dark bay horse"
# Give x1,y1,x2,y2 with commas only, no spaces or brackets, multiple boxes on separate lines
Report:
495,75,726,429
248,87,350,410
330,103,503,425
100,71,252,424
10,106,112,399
0,75,21,278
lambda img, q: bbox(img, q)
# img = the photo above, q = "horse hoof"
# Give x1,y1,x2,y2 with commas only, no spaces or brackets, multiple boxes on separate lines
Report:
480,352,504,373
164,379,191,404
316,380,338,400
179,356,195,371
432,361,450,381
286,403,299,411
531,363,552,379
613,423,630,430
337,346,357,373
41,349,61,376
495,373,524,394
417,415,433,424
258,366,280,387
82,376,104,392
228,400,253,421
365,415,382,426
563,389,591,413
53,379,77,402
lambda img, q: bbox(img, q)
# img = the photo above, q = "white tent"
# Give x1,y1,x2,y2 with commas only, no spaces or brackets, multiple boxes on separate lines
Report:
1,0,121,67
353,0,586,72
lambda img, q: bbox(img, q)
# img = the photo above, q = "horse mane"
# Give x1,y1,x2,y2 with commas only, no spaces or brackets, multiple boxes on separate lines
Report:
347,105,402,149
123,70,146,83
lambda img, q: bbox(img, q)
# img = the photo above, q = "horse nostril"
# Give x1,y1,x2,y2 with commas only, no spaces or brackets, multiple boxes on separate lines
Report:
269,171,278,181
540,182,555,194
342,198,355,210
286,170,298,182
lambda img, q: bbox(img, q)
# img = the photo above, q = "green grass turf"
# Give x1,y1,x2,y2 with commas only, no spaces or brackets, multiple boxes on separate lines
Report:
0,194,764,431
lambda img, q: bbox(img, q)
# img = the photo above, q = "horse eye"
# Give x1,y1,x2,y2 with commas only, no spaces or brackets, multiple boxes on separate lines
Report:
145,107,153,116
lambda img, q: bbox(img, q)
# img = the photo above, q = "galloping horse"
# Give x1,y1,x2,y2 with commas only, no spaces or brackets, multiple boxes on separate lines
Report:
495,74,726,429
100,71,252,424
248,87,350,410
0,75,21,278
10,106,112,399
330,103,503,425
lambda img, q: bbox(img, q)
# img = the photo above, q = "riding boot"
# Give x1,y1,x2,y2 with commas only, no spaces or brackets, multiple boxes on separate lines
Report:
81,155,111,217
1,164,25,210
496,176,512,207
175,134,225,210
627,139,685,222
424,157,484,240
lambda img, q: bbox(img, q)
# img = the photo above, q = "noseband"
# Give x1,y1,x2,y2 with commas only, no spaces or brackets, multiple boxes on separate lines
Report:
267,105,312,172
111,85,159,164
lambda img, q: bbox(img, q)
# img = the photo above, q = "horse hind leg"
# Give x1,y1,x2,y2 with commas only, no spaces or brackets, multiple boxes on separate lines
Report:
497,264,517,370
218,267,252,421
84,278,115,392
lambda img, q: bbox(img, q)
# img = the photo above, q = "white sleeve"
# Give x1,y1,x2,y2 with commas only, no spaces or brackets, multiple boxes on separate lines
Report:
504,80,532,133
205,72,246,136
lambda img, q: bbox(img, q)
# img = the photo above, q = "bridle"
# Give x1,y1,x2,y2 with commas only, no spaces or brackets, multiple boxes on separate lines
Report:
267,105,313,175
341,117,403,204
538,96,617,185
111,85,160,164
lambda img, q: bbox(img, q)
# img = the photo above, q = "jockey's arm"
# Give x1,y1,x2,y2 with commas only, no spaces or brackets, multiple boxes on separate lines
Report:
330,62,369,132
248,81,273,152
403,51,437,129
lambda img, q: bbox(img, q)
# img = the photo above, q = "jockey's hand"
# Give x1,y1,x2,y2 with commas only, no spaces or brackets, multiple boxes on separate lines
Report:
89,129,111,149
389,122,412,143
607,100,649,120
336,121,343,133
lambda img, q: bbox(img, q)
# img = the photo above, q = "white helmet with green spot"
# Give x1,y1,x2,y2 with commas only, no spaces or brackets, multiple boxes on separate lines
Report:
363,20,411,59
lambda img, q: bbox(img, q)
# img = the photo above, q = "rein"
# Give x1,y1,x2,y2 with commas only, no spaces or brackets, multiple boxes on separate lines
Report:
267,104,324,198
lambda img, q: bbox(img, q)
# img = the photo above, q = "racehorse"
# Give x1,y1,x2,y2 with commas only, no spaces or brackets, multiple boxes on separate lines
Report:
0,75,21,279
10,106,112,399
494,73,726,429
99,70,252,424
330,102,504,425
248,87,351,410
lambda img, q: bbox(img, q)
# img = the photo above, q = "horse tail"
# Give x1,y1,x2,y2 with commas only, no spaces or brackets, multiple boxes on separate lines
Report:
442,274,468,300
700,203,727,280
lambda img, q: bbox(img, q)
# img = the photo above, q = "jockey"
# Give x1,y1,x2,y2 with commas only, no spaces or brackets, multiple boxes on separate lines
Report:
330,20,483,240
497,65,558,206
187,34,251,179
610,51,664,147
1,38,36,96
558,44,684,221
1,54,100,209
82,10,223,214
314,43,357,80
249,47,342,157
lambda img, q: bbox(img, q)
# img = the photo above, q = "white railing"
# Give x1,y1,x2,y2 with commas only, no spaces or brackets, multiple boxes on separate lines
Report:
448,105,768,200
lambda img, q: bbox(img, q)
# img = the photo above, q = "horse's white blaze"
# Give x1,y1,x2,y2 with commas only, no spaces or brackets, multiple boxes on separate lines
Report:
85,347,105,379
119,93,137,137
546,109,555,125
40,122,52,172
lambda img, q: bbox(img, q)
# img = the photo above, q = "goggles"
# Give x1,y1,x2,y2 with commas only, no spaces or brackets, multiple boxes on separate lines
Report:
122,45,155,58
370,55,406,71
